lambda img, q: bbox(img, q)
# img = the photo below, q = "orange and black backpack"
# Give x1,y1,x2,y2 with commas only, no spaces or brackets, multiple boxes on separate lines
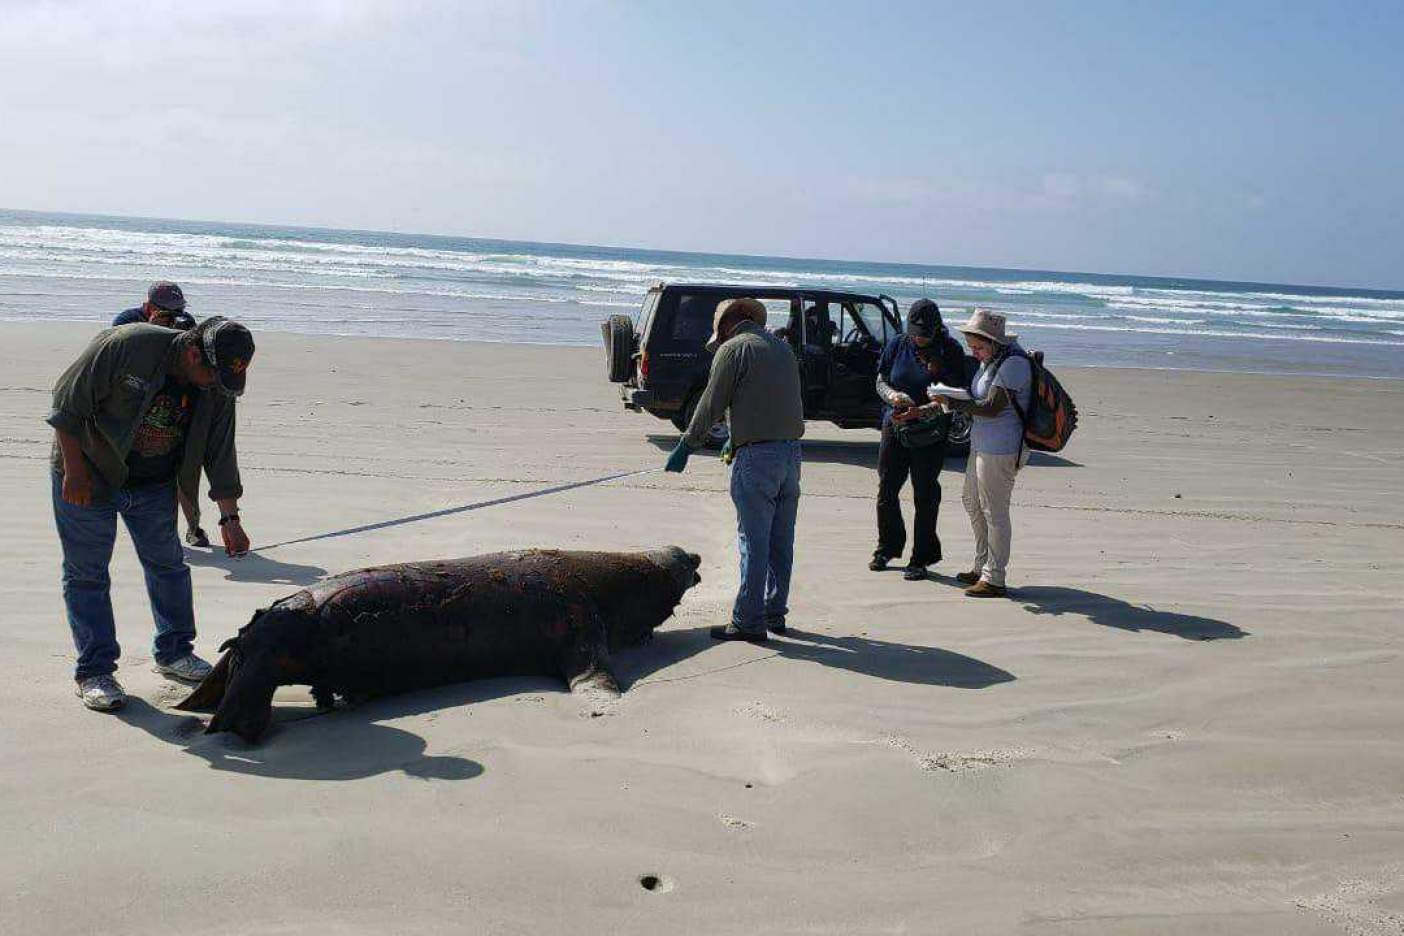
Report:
1000,348,1078,453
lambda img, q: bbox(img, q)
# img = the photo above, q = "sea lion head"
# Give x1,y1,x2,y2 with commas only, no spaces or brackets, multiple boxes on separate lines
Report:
598,545,701,649
645,545,703,598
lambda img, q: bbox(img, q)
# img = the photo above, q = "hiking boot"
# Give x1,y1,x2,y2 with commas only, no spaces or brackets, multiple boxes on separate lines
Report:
154,654,214,683
76,675,127,712
766,618,787,636
964,581,1008,599
710,624,768,644
903,564,928,581
955,570,981,586
868,553,892,572
184,526,211,548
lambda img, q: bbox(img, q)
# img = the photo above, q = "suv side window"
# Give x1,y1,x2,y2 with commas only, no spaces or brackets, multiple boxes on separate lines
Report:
671,294,720,343
836,301,887,346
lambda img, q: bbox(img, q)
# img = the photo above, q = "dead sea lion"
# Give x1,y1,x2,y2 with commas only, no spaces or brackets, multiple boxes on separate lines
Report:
177,546,701,742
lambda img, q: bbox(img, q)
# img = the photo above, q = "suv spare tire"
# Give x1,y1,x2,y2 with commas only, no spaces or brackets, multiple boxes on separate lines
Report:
603,315,635,383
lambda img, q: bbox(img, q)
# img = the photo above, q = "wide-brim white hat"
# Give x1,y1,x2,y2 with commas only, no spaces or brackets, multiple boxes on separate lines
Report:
956,308,1016,345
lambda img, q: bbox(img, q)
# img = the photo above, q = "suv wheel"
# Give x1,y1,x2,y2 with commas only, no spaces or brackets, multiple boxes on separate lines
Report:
676,395,730,449
603,314,635,383
946,410,972,457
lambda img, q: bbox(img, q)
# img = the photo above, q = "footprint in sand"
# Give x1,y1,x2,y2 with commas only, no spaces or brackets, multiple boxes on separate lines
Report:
720,815,756,832
884,735,1034,772
738,700,787,723
1295,868,1404,934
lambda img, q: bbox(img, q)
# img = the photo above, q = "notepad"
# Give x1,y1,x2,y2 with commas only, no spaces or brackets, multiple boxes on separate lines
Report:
927,383,972,401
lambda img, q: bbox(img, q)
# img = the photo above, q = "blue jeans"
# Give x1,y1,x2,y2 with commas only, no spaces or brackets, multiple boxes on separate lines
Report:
729,440,802,633
51,472,196,680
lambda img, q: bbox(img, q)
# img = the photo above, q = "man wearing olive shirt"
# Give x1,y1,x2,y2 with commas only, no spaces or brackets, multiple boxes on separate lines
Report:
48,316,255,712
665,297,805,643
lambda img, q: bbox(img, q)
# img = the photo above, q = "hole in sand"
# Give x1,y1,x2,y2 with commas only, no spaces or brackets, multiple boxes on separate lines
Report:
639,874,674,894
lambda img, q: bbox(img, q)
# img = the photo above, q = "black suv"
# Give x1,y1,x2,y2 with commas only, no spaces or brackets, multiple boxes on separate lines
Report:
601,282,972,453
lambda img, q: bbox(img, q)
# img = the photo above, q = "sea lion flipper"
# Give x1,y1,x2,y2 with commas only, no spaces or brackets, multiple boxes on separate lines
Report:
568,660,621,698
174,650,232,712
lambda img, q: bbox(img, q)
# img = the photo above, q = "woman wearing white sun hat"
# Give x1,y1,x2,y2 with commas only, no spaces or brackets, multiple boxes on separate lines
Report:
930,309,1032,598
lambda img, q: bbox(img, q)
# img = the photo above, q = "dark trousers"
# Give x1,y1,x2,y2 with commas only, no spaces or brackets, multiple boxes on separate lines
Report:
875,421,946,566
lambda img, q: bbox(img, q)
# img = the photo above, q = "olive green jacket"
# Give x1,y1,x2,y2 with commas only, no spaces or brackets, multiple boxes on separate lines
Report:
683,320,805,450
47,324,242,509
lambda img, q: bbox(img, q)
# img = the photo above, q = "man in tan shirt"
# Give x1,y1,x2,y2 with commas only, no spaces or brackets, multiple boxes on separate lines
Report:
665,298,804,642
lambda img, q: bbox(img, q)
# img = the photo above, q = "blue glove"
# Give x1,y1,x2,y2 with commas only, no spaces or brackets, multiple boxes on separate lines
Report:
664,440,692,473
720,438,735,465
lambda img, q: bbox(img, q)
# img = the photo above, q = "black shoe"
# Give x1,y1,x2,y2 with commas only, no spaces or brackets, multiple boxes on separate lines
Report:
903,564,928,581
185,526,211,548
710,624,768,644
766,618,787,635
868,554,892,572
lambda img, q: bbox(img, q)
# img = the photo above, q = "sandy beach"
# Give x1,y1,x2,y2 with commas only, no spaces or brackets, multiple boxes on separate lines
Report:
2,320,1402,935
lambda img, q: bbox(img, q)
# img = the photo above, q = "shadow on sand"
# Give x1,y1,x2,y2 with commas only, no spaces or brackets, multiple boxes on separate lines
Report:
645,434,1082,470
1014,586,1248,641
618,624,1015,690
183,549,327,586
646,433,881,469
116,697,485,782
115,620,1012,777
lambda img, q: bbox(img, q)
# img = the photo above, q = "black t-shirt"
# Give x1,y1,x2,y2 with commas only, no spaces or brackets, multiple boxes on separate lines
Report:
124,376,194,487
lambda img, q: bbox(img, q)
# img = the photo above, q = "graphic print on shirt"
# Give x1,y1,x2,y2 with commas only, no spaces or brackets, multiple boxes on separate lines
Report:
125,378,193,486
132,389,189,457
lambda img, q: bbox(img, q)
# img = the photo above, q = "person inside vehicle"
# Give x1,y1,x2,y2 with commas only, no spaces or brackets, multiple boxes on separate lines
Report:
803,302,835,352
930,308,1032,598
797,301,835,401
871,298,966,579
112,282,207,546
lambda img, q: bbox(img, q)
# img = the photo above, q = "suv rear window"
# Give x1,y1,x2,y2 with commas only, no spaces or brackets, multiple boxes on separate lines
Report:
672,294,718,342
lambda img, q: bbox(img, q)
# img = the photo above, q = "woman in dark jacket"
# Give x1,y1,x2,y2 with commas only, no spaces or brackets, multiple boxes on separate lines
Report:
871,299,967,579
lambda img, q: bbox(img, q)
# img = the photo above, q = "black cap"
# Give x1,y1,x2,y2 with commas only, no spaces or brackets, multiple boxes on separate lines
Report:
906,298,941,339
147,281,187,312
197,317,254,397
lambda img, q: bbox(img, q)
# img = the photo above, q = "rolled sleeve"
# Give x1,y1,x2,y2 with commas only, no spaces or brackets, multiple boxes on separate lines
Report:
202,398,244,501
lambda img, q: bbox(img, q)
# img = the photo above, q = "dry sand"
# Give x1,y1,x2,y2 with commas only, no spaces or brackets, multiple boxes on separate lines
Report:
2,321,1402,935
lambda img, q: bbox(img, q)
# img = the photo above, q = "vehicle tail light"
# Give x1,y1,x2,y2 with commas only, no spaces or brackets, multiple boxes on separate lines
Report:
638,351,649,382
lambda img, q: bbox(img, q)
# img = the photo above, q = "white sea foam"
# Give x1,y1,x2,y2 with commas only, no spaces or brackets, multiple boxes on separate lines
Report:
3,216,1403,367
1011,320,1404,347
1124,315,1209,325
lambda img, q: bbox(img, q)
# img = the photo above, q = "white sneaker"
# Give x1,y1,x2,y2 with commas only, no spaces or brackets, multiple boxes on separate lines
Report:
76,675,127,711
154,654,214,683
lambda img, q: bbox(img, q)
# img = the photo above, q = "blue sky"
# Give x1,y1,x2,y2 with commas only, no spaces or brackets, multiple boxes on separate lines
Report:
0,0,1400,288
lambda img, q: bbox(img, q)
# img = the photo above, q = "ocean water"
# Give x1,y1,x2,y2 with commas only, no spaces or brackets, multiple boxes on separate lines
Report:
3,208,1403,379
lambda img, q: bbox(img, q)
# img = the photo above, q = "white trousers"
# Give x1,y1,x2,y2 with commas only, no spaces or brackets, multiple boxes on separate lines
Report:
961,450,1024,587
